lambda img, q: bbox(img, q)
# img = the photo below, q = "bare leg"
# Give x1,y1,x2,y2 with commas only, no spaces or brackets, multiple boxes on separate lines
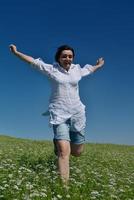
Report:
71,143,84,157
55,140,70,183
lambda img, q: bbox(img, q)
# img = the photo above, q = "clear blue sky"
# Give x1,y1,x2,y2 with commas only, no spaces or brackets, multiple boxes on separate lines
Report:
0,0,134,145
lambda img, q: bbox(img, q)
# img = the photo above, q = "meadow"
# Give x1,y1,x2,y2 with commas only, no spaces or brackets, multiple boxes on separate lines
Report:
0,135,133,200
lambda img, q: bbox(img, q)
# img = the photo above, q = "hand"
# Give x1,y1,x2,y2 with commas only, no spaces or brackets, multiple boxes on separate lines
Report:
96,57,104,68
9,44,17,54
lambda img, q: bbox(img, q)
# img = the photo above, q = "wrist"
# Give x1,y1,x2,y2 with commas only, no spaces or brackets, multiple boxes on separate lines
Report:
14,51,19,56
96,64,101,68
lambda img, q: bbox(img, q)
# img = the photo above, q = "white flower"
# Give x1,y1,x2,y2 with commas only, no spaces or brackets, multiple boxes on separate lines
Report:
4,184,9,188
40,192,47,197
110,194,118,199
16,179,22,186
8,174,13,178
52,197,58,200
57,194,62,199
91,191,100,196
26,183,33,190
0,186,5,190
30,192,40,197
66,194,71,198
14,185,19,190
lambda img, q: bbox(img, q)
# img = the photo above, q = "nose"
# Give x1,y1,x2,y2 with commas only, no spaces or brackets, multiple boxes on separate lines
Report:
66,56,71,60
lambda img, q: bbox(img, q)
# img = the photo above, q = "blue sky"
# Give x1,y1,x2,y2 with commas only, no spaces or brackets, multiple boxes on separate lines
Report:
0,0,134,145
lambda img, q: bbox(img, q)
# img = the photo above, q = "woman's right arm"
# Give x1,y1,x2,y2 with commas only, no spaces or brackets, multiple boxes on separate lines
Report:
9,44,54,76
9,44,34,64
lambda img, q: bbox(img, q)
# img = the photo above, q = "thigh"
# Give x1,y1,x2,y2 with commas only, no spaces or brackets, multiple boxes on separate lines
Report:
70,129,85,144
53,121,70,141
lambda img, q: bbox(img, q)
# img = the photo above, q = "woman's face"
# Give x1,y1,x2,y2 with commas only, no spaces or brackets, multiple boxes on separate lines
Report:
59,50,73,71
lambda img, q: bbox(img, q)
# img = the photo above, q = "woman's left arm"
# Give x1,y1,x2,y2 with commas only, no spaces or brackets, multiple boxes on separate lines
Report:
79,57,104,77
92,57,104,72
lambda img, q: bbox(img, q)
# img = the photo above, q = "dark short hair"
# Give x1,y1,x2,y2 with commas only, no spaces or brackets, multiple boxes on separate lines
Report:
55,45,75,63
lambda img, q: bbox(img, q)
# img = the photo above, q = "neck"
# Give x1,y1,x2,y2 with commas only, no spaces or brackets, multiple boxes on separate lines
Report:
60,64,70,72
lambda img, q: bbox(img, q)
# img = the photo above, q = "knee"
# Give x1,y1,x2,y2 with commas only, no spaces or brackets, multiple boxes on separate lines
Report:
71,144,84,157
54,140,70,158
71,149,83,157
57,144,70,158
58,149,70,158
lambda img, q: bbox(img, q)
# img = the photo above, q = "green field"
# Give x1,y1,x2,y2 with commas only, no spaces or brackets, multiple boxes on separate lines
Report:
0,135,133,200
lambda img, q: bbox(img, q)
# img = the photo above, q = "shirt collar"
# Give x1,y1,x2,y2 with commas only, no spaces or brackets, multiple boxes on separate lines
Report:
53,62,75,74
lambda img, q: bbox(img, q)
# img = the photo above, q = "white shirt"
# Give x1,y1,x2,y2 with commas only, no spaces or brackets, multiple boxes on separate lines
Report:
32,58,94,132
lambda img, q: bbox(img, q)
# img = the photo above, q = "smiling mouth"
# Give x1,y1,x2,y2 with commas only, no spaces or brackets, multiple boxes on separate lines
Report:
65,62,71,65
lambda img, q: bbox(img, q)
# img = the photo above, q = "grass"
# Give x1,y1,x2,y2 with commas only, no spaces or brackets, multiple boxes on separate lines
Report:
0,135,134,200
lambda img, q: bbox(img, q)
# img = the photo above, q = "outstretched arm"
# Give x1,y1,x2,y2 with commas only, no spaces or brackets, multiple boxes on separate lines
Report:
92,57,104,72
80,57,104,77
9,44,54,76
9,44,34,64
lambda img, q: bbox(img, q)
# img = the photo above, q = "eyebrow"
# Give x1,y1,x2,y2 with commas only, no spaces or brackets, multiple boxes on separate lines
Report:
61,53,73,56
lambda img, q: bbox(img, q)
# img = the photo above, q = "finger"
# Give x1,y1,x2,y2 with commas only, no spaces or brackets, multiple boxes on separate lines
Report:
9,44,15,48
99,57,104,61
9,46,14,51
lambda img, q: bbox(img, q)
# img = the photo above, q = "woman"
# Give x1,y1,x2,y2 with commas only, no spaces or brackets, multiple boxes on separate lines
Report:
9,44,104,183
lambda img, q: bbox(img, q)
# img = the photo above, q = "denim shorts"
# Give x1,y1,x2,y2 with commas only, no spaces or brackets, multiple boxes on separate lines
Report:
53,118,85,144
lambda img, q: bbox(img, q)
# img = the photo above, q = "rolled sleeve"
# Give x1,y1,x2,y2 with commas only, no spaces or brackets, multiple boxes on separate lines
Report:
32,58,53,76
80,64,94,77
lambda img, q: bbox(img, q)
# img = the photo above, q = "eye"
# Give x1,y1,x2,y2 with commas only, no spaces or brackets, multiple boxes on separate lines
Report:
60,53,73,59
68,55,73,59
61,55,67,58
